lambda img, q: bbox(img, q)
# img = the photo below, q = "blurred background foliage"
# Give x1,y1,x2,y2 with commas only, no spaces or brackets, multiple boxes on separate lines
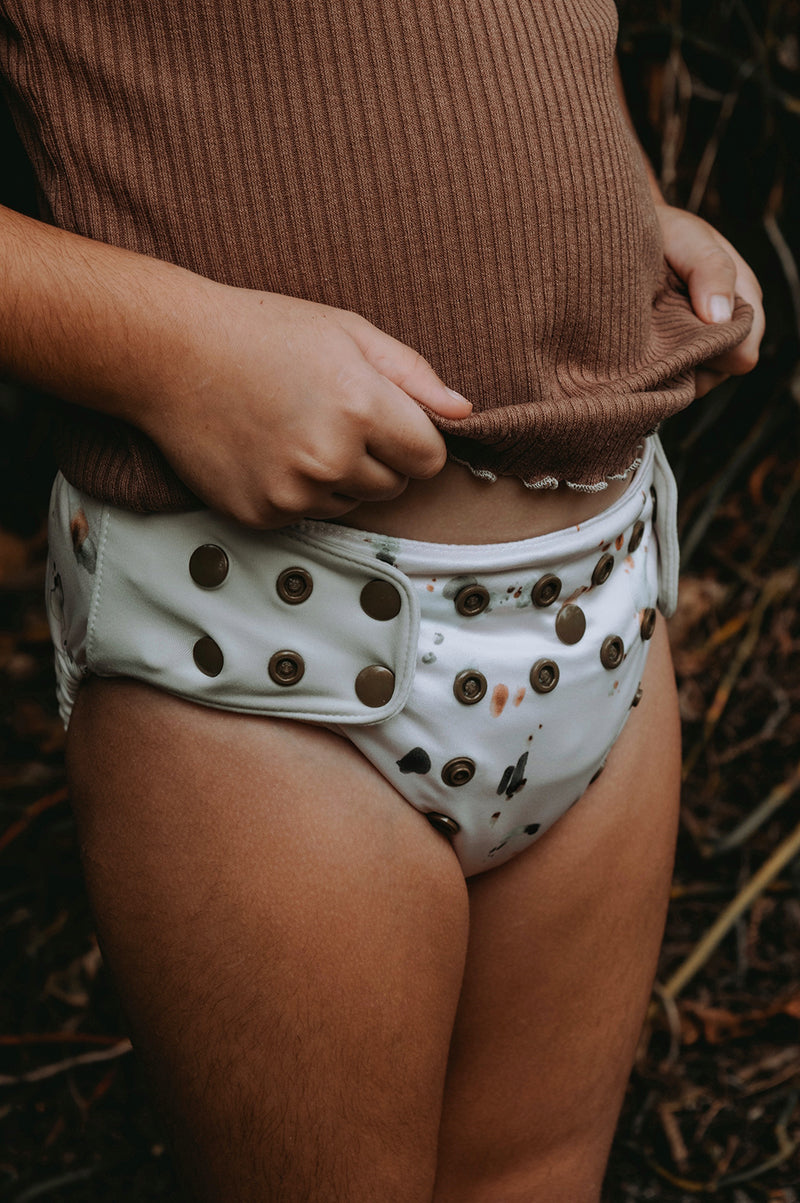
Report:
1,1,799,1199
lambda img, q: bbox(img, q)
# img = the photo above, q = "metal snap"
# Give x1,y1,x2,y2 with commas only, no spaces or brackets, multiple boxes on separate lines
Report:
441,757,476,787
360,579,402,621
631,683,644,707
628,520,645,554
268,650,305,686
454,584,490,617
453,669,487,705
600,635,625,669
531,573,562,608
591,553,614,587
189,544,229,588
555,603,586,645
276,567,313,605
426,812,461,837
193,634,224,677
354,665,395,708
530,658,559,694
640,607,657,641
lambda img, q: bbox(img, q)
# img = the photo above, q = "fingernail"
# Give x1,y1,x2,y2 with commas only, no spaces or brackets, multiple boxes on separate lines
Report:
447,388,471,406
709,295,733,323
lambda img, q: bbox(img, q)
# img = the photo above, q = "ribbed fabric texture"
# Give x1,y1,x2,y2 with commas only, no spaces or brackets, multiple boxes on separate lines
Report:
1,0,751,510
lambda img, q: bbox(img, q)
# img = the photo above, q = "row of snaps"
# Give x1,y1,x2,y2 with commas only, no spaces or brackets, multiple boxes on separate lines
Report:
452,519,646,619
188,547,402,707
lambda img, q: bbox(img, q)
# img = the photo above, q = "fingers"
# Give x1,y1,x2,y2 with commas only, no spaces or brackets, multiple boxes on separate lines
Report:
334,310,473,418
334,456,411,503
694,366,728,399
659,205,740,324
656,205,765,390
363,381,450,480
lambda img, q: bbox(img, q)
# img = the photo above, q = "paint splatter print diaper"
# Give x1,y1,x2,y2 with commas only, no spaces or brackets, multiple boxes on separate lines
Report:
47,438,678,876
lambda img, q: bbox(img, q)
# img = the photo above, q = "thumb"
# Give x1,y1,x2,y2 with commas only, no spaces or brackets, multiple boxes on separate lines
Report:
661,212,738,325
337,312,472,417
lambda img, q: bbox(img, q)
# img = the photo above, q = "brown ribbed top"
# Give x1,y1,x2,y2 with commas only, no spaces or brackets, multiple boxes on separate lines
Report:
0,0,751,510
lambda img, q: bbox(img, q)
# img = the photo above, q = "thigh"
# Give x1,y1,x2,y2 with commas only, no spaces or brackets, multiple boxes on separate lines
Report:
66,679,469,1203
434,617,681,1203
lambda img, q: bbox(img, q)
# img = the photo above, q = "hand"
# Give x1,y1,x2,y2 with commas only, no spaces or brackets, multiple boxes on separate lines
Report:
143,288,472,527
654,204,765,397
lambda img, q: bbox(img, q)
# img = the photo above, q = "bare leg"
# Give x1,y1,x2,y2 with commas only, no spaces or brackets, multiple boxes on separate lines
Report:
66,618,678,1201
434,617,681,1202
67,682,469,1202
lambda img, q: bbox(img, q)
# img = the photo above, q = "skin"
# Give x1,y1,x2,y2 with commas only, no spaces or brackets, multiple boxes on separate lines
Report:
3,55,765,1203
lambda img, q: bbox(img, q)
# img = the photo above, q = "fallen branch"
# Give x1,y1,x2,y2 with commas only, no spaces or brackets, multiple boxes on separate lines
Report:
0,1039,132,1085
713,756,800,854
0,786,68,854
660,818,800,1002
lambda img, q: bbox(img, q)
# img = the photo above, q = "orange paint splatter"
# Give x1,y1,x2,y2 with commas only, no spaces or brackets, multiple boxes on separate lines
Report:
513,687,525,707
615,533,624,550
426,584,434,591
613,680,619,690
513,588,522,598
626,555,634,568
70,508,89,551
491,683,509,716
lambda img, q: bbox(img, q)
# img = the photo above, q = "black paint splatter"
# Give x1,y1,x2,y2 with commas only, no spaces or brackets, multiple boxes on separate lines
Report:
524,823,540,836
396,747,431,775
496,751,528,798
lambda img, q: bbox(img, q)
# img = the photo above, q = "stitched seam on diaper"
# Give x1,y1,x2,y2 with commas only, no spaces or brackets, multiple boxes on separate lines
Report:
85,503,111,672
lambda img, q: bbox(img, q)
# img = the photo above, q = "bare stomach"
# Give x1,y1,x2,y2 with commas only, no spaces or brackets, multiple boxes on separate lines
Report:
336,458,630,544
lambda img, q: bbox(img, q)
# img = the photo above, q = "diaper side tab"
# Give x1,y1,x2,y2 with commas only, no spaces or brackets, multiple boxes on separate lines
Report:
651,435,680,618
86,505,421,724
46,474,107,726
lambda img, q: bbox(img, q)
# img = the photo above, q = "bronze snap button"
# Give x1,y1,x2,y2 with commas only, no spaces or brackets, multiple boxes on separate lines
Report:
531,573,562,608
426,812,461,837
530,658,559,694
640,607,657,641
276,567,313,605
454,583,490,616
354,664,395,708
650,486,658,525
268,649,305,686
360,579,402,621
189,544,229,589
555,603,586,645
441,757,476,787
591,553,615,587
193,634,224,677
600,634,625,669
453,669,487,705
628,520,645,554
631,683,643,708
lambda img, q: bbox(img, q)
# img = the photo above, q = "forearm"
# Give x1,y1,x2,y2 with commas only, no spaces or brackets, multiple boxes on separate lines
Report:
0,204,214,428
